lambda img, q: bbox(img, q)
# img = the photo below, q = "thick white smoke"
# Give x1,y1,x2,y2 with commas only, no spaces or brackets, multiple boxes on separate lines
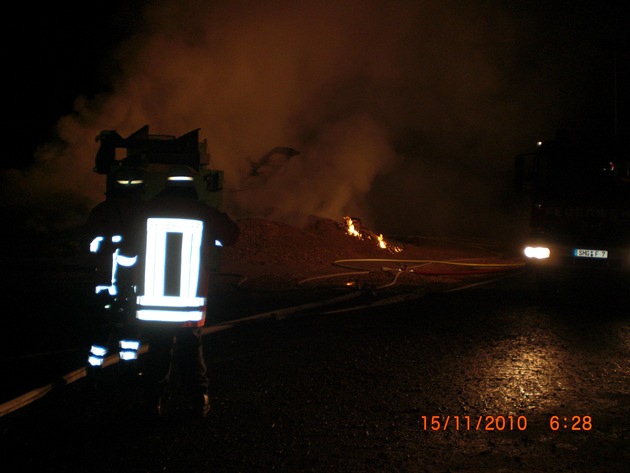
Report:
5,0,622,237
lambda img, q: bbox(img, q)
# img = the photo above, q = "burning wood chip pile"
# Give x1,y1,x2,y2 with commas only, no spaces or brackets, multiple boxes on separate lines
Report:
221,216,392,272
219,216,507,289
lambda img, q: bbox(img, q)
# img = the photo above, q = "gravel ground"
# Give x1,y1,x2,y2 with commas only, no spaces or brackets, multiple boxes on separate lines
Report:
2,275,628,473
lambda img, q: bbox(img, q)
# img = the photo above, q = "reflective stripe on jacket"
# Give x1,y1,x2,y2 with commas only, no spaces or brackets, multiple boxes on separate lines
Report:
133,188,239,327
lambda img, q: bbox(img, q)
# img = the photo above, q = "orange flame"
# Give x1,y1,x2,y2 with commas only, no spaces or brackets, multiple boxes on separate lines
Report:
377,234,387,249
342,216,402,253
344,216,362,239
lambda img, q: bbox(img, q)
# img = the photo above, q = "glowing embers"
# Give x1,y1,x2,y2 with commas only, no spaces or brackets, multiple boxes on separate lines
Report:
342,216,403,253
137,218,206,322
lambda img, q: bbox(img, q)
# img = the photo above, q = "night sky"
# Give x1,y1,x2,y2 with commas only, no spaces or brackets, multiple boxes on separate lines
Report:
7,1,144,169
4,0,629,239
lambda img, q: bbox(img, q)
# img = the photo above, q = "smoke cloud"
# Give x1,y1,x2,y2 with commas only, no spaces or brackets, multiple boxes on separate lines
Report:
4,0,625,237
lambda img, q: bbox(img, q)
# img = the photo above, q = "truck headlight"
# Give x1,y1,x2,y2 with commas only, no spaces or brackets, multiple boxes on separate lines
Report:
524,246,551,259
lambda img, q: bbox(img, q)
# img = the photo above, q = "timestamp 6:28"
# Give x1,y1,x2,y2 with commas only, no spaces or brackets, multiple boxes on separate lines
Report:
549,415,592,431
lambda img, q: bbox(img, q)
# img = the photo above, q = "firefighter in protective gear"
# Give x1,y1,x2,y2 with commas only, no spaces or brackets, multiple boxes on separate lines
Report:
133,165,239,418
85,166,146,387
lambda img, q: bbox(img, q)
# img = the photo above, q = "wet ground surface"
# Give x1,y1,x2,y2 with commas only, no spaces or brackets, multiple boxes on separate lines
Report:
1,264,629,472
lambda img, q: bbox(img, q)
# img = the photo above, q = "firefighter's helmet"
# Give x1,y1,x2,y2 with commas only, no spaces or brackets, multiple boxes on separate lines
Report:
112,166,146,188
166,165,195,187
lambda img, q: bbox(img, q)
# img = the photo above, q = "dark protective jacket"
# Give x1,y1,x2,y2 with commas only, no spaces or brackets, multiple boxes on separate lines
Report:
85,191,144,292
132,187,239,327
84,189,145,366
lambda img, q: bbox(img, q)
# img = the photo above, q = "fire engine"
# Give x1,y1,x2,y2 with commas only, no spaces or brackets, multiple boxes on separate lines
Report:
515,129,630,275
94,125,224,206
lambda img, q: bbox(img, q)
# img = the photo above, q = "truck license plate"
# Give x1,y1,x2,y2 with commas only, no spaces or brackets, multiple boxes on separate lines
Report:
573,248,608,259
